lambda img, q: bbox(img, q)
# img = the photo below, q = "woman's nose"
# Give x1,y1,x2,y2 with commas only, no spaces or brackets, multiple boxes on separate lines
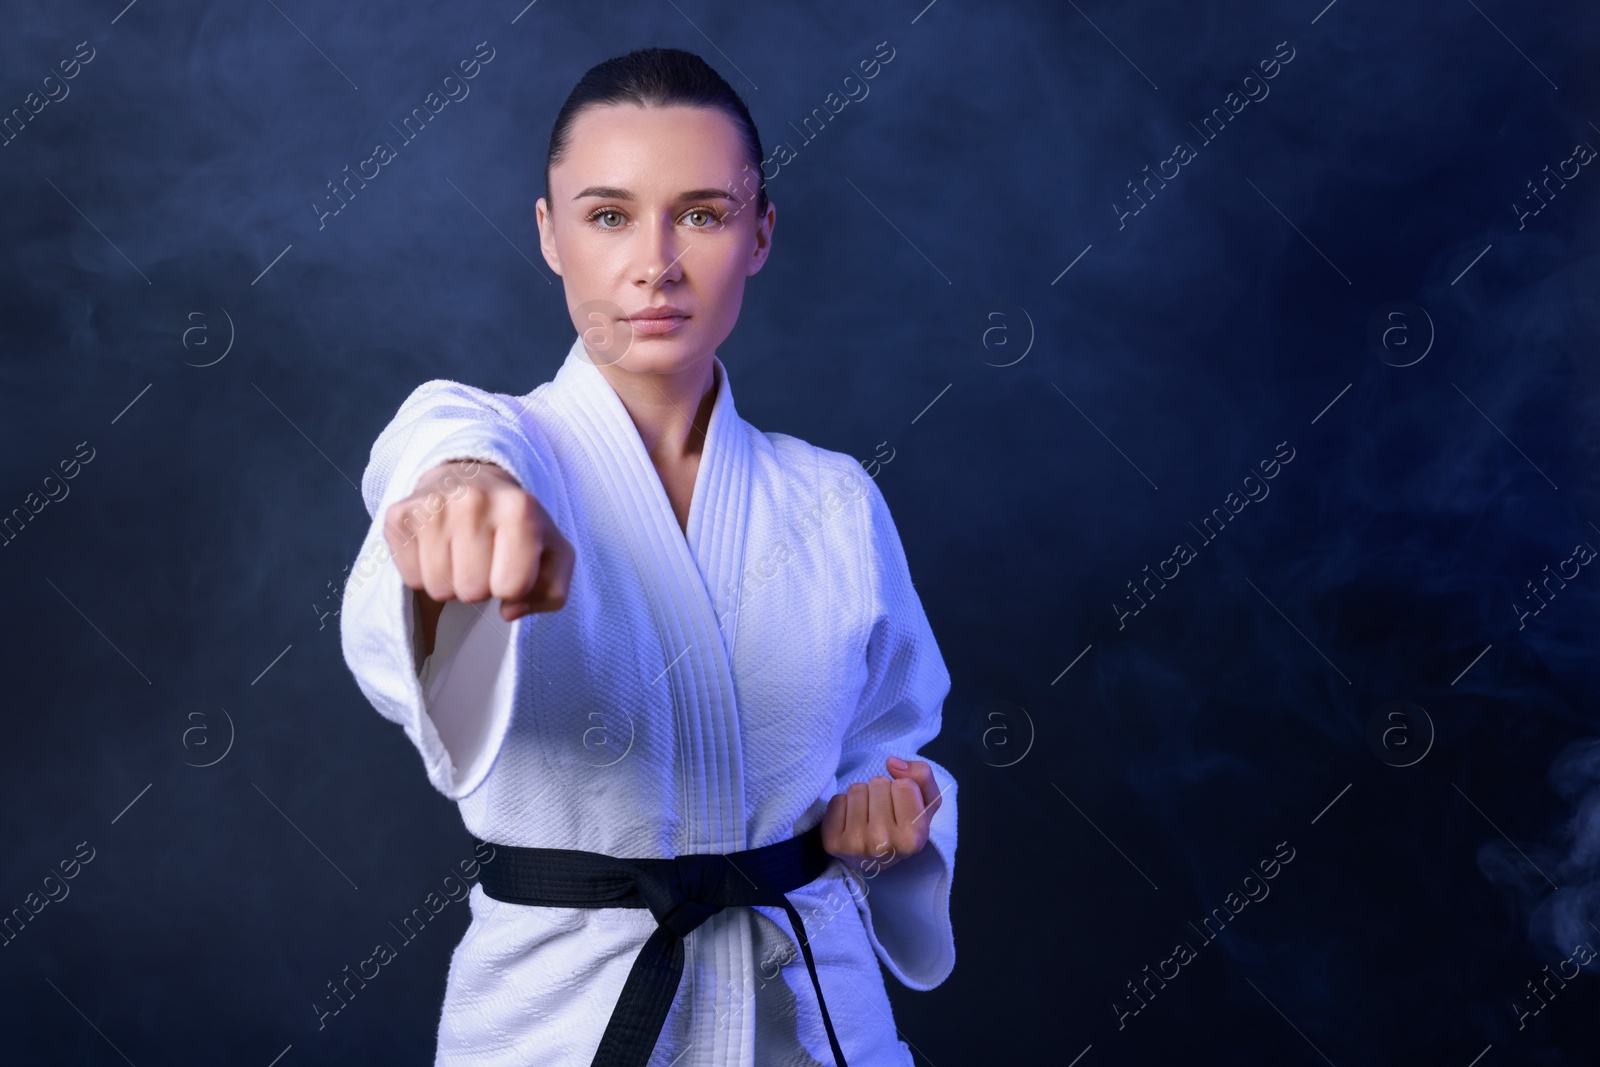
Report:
635,217,686,288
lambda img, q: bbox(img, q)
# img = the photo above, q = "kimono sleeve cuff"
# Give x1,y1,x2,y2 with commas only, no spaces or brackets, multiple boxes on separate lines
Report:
338,553,514,800
340,551,461,797
849,765,958,990
408,426,559,512
416,596,518,797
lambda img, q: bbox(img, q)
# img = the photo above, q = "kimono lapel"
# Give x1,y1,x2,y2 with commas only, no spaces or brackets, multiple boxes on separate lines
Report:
683,354,753,664
543,335,752,855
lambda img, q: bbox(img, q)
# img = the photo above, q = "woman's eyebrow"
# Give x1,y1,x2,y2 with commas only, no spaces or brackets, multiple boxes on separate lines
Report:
572,185,742,203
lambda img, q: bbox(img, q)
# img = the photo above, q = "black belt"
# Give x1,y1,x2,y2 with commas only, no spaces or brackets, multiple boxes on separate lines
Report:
470,823,848,1067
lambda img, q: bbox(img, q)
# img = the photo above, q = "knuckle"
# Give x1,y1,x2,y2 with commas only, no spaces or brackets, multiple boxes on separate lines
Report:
447,488,477,517
492,486,533,519
385,502,424,542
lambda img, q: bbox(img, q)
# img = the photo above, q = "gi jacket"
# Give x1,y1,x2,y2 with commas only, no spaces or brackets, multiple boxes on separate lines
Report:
340,335,957,1066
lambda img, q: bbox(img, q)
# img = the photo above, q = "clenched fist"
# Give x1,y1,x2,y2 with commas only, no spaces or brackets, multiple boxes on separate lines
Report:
821,757,943,876
384,459,575,646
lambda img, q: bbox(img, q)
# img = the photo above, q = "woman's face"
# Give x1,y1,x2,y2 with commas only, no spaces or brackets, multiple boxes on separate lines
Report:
536,103,775,374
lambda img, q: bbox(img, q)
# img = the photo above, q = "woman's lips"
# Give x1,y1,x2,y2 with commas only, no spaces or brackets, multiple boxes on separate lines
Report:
627,315,688,335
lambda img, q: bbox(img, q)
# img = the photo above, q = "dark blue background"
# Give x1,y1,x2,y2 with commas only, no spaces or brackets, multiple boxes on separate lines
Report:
2,0,1597,1063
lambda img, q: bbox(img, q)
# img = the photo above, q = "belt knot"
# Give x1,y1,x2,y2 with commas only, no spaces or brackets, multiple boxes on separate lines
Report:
638,852,729,939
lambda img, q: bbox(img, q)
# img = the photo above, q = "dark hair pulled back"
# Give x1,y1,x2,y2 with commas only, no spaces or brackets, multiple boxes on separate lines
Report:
545,47,768,219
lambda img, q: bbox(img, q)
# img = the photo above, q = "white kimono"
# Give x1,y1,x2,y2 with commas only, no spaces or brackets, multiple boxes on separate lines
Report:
339,335,957,1066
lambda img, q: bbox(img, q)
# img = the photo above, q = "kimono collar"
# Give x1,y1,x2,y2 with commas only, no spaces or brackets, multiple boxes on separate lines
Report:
548,333,748,551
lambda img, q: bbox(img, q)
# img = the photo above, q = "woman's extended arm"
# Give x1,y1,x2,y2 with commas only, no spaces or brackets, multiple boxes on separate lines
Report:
340,380,570,799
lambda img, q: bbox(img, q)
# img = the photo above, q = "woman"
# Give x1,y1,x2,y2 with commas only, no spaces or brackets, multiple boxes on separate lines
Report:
340,47,957,1067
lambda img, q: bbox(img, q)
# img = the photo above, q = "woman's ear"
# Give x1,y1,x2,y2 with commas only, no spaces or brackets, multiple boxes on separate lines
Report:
748,201,775,275
535,197,563,275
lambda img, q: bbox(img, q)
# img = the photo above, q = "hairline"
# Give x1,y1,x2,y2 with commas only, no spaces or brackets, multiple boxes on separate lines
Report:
545,99,765,212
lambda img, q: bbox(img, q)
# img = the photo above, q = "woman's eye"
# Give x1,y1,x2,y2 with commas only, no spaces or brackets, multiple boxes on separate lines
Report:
683,208,724,228
586,207,723,230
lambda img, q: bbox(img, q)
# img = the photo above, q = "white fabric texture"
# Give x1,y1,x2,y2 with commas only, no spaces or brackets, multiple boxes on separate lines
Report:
339,335,957,1066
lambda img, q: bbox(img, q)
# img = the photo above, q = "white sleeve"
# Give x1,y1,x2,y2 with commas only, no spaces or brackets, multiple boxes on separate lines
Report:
339,378,559,800
835,471,958,991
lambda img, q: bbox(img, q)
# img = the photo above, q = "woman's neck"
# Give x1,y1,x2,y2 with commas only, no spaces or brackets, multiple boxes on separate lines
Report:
597,356,719,465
